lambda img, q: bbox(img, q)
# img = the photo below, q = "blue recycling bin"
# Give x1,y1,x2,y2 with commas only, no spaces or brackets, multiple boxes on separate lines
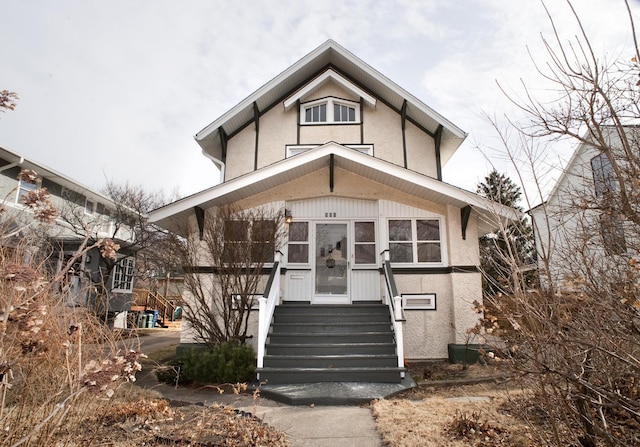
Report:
145,310,159,328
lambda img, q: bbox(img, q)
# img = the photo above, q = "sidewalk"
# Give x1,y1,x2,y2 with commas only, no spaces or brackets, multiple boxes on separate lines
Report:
135,356,384,447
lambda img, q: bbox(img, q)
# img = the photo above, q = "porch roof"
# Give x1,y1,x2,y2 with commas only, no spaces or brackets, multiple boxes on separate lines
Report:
150,142,520,236
194,40,467,170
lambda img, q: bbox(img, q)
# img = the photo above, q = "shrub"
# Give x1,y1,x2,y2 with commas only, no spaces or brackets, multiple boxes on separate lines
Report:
160,342,255,385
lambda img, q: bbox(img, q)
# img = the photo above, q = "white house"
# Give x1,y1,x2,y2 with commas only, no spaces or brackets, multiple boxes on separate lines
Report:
150,40,517,384
530,126,639,289
0,144,137,325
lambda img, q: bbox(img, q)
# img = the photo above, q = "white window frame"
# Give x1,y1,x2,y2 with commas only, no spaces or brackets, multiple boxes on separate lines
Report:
112,257,135,292
286,144,373,158
387,218,445,265
286,220,310,265
300,97,361,125
16,179,37,205
353,220,377,267
402,293,437,310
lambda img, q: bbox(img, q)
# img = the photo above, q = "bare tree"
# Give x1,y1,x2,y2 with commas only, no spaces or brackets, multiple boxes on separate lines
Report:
480,2,640,446
177,205,285,347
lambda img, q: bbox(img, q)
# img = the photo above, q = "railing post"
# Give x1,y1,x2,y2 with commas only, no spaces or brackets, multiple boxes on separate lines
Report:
394,295,405,375
257,296,267,369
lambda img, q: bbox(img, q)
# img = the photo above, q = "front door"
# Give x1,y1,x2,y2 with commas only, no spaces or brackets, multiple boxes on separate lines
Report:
314,222,350,304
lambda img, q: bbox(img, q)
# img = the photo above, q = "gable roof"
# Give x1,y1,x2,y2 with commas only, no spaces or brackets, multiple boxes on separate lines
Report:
195,40,467,169
150,142,519,236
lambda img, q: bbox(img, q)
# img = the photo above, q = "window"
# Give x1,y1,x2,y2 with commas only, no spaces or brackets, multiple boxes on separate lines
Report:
334,103,356,122
591,153,617,198
403,293,437,310
388,219,442,264
354,221,376,264
300,97,360,124
305,104,326,123
223,219,276,264
600,213,627,255
16,180,36,204
112,257,135,292
287,221,309,264
85,198,96,215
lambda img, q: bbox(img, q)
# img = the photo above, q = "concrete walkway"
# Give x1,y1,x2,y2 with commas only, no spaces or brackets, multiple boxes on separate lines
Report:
135,331,385,446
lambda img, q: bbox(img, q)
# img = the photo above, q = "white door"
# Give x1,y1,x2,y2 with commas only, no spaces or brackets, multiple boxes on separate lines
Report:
313,222,350,304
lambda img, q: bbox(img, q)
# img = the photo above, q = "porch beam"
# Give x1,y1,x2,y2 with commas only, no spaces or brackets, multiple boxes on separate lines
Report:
194,206,205,240
460,205,472,240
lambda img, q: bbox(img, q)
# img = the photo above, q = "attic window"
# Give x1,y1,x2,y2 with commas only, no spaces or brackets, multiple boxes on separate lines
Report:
300,97,360,125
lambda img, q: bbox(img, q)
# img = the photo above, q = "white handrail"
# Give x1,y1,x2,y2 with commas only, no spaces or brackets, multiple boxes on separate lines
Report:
257,252,281,370
381,250,406,376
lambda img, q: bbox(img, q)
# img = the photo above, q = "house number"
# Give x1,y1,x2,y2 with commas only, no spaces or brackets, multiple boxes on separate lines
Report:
324,212,336,217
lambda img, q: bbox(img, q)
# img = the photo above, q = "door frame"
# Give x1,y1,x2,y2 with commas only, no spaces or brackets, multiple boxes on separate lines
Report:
312,221,351,304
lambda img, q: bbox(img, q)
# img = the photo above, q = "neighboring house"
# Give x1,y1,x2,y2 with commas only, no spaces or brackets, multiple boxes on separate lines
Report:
150,40,517,383
530,126,638,289
0,145,137,325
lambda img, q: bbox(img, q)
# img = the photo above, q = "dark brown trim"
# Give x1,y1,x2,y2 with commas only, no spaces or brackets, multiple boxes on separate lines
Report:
380,265,480,275
329,153,335,192
194,206,205,240
296,99,301,144
253,101,260,171
460,205,472,240
184,265,278,275
434,124,443,181
360,96,365,143
401,99,408,168
219,127,228,166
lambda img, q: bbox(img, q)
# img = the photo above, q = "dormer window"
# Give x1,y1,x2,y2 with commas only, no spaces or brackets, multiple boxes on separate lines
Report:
300,97,360,125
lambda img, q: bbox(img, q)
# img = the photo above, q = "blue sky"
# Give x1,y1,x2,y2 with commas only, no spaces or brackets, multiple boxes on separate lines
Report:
1,0,638,201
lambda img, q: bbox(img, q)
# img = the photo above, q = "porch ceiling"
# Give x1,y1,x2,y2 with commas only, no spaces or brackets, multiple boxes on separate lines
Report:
149,143,519,236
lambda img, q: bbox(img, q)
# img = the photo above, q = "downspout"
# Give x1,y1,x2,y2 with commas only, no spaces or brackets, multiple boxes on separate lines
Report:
0,157,25,173
201,151,225,185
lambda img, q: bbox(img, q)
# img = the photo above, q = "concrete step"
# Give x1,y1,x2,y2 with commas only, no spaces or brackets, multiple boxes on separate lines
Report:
270,322,392,334
274,303,388,315
268,332,394,344
273,312,391,323
266,342,397,356
263,354,398,368
257,367,405,384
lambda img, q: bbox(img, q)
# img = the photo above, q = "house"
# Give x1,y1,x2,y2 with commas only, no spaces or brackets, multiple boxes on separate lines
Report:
149,40,518,383
530,126,639,289
0,145,137,326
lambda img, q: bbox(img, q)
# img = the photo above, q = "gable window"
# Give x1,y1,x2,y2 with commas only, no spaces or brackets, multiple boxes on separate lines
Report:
112,257,135,292
287,221,309,264
334,103,356,122
591,153,616,198
223,219,276,264
388,219,442,264
300,97,360,125
305,104,326,123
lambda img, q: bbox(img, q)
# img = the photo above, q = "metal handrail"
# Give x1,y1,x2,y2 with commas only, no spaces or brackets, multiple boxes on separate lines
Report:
257,252,282,371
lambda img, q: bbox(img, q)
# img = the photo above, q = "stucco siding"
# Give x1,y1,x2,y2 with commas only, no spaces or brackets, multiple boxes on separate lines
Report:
405,121,437,177
257,102,297,169
225,124,257,181
363,101,404,166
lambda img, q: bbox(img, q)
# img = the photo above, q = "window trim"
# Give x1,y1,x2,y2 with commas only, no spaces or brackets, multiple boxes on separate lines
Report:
286,220,310,266
299,97,361,125
402,293,437,310
85,198,96,215
222,218,277,266
387,218,445,266
286,144,373,158
112,257,135,293
16,179,37,205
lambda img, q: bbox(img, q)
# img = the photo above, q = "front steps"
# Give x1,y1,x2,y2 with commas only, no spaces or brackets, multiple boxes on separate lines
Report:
257,302,405,384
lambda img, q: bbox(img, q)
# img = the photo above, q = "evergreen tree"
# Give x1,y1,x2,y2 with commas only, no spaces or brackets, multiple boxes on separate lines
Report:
477,170,535,296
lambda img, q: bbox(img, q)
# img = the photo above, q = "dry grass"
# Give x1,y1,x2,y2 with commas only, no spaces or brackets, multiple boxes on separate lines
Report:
373,384,537,447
